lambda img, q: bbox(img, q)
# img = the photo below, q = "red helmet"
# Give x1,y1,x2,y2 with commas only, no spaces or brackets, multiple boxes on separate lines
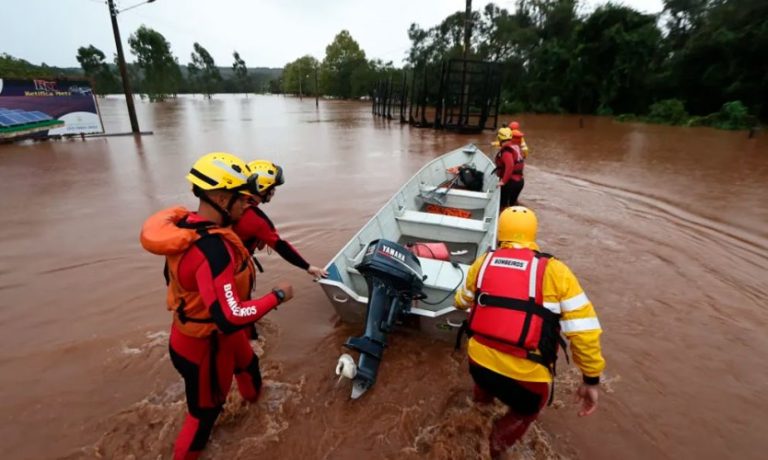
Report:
508,121,520,130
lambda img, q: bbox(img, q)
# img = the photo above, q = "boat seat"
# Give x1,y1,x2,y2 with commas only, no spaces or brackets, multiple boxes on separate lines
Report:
418,257,468,292
419,184,490,199
345,258,468,293
396,210,488,232
418,184,491,209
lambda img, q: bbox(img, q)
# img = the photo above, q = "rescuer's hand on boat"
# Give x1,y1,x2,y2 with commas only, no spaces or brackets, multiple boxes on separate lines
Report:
307,265,328,279
576,383,599,417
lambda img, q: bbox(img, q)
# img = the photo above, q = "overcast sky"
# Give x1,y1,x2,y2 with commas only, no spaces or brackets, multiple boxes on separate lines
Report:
2,0,664,69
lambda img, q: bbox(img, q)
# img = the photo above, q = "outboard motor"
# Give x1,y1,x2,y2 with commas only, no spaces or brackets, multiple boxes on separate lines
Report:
340,239,425,398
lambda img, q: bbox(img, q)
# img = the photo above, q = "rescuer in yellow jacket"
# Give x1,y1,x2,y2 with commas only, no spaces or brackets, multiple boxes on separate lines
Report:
455,206,605,458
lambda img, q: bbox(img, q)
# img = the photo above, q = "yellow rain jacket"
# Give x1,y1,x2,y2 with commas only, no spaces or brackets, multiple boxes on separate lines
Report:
455,241,605,383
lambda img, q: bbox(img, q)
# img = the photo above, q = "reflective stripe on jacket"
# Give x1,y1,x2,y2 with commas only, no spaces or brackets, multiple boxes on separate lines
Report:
456,241,605,382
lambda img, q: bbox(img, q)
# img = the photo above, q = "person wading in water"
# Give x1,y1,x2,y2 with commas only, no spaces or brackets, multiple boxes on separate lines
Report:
140,152,294,459
455,206,605,458
494,127,526,210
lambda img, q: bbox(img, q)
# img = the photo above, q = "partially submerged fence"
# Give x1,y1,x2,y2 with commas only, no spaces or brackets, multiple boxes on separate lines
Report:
372,58,501,133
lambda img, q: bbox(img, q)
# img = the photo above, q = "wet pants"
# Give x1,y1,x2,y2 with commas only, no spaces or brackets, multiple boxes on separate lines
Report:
500,179,524,210
169,325,262,460
469,362,549,458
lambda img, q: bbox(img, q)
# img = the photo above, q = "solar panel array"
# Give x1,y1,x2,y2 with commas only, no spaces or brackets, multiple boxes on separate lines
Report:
0,108,54,128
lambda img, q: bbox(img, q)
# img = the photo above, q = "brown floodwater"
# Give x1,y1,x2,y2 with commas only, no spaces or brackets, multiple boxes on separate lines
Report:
1,95,766,460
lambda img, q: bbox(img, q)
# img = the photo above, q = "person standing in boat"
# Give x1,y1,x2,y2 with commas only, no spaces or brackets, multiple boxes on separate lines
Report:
140,152,294,460
508,121,530,158
233,159,328,279
455,206,605,459
494,127,525,210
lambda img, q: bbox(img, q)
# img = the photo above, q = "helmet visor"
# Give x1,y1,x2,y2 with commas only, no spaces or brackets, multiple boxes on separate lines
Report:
273,164,285,187
243,174,260,195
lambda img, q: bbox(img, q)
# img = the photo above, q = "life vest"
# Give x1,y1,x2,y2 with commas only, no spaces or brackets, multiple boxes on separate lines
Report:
406,242,450,261
494,144,524,181
467,247,563,371
141,207,256,338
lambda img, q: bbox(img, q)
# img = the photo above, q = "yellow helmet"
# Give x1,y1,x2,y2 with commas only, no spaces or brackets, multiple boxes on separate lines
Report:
247,160,284,197
186,152,254,195
498,206,538,244
497,127,513,142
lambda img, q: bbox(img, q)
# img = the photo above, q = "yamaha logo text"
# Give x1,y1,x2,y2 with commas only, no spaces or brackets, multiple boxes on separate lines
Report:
379,245,406,262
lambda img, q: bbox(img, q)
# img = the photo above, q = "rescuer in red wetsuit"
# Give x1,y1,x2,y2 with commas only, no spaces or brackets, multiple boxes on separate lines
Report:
140,152,294,460
508,120,530,158
494,127,525,210
233,160,328,279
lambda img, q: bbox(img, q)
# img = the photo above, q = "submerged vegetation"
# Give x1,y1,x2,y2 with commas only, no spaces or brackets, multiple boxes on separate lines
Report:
616,100,756,130
1,0,764,129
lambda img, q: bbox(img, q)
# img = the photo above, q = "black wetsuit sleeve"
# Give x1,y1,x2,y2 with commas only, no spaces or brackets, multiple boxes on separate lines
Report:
274,239,311,271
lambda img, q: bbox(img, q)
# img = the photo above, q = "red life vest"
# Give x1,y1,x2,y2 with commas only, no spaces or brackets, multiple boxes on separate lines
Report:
494,144,524,181
467,247,562,369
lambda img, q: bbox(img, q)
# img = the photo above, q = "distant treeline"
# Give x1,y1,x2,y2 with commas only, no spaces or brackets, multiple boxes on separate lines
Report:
2,0,764,127
0,50,280,98
279,0,765,127
398,0,766,126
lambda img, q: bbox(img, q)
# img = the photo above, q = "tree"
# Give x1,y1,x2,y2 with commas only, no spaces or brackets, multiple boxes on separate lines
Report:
663,0,768,118
572,4,662,115
0,53,80,79
128,25,181,101
282,55,319,96
187,42,221,99
76,45,119,95
232,51,250,95
407,10,482,66
319,30,369,98
268,77,282,94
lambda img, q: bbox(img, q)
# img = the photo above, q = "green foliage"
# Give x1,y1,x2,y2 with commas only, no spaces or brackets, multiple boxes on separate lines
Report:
320,30,369,98
697,101,754,130
615,113,639,122
0,53,81,79
268,77,282,94
76,45,120,95
7,0,764,129
617,99,755,129
499,93,525,114
572,4,663,115
596,105,614,116
282,55,319,96
128,25,181,101
401,0,763,127
187,42,221,99
715,101,751,130
663,0,768,119
647,99,689,125
232,51,250,95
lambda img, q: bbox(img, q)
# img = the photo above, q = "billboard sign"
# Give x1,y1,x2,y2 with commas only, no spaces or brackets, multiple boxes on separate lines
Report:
0,78,104,137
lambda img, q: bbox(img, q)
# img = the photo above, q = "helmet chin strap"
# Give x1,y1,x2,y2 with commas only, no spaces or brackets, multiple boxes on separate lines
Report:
200,191,237,226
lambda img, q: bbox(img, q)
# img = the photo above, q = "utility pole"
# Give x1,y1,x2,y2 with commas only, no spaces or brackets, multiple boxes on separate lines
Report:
460,0,472,126
463,0,472,61
298,62,303,100
107,0,140,134
315,65,319,108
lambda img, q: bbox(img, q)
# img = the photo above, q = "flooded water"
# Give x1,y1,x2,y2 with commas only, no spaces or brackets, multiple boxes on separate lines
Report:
1,95,766,459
